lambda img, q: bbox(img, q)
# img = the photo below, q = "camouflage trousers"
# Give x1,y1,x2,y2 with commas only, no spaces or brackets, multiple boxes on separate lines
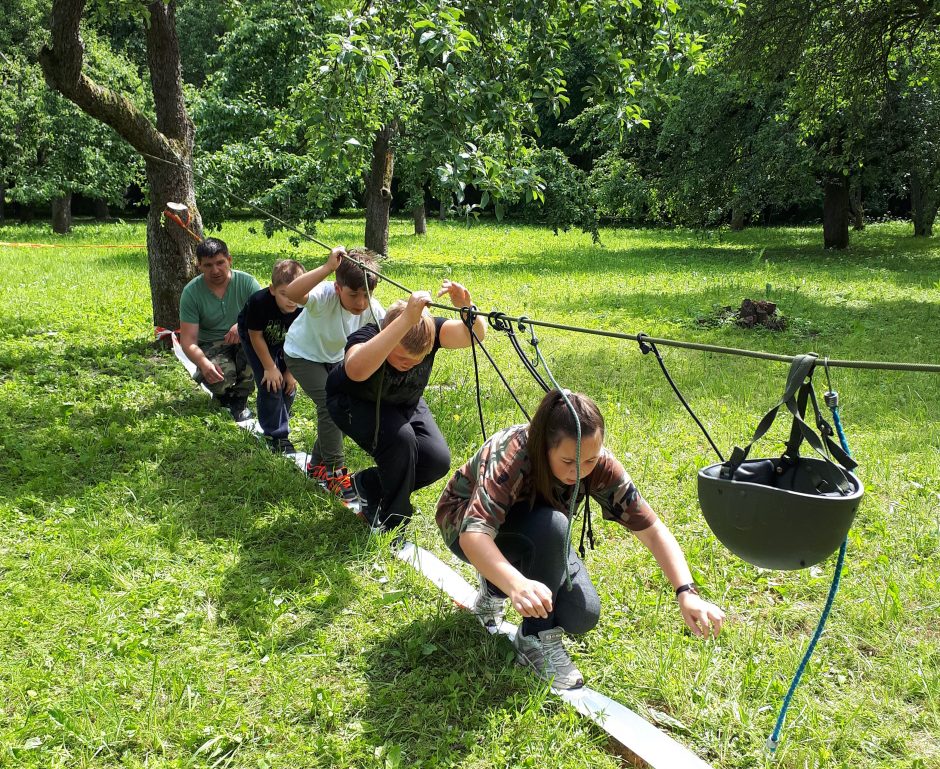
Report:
193,340,255,401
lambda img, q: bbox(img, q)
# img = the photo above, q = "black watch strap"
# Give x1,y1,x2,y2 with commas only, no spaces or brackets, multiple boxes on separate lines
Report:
675,582,699,597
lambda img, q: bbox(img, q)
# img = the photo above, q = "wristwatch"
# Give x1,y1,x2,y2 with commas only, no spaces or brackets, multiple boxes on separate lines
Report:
675,582,699,598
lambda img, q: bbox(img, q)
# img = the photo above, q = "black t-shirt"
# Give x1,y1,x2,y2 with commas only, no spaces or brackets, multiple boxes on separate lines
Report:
326,316,447,407
238,287,302,350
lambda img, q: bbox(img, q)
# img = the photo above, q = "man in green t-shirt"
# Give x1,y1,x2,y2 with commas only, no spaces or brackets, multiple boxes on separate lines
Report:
179,238,261,420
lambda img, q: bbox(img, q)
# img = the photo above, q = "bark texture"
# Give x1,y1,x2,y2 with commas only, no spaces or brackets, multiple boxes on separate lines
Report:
0,183,5,225
823,176,850,249
51,193,72,233
93,199,111,220
39,0,202,331
730,207,746,231
911,168,937,237
413,203,427,235
364,123,397,255
849,179,865,230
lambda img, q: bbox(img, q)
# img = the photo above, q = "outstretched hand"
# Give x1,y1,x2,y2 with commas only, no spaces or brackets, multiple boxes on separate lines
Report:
677,593,725,639
437,280,472,309
509,578,554,619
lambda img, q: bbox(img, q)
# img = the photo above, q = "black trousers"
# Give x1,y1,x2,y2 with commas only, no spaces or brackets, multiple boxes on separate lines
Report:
327,393,451,529
450,503,601,637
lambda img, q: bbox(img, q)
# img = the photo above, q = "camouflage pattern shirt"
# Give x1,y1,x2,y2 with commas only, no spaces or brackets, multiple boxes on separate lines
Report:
435,425,657,546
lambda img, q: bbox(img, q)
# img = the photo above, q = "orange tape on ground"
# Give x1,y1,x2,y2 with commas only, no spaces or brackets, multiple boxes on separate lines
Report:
0,241,145,249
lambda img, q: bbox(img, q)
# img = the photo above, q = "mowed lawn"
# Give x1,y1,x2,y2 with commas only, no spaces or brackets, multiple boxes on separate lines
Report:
0,217,938,769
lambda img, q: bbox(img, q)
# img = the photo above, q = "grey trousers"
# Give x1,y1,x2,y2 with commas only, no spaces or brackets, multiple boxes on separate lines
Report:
450,503,601,637
284,354,344,468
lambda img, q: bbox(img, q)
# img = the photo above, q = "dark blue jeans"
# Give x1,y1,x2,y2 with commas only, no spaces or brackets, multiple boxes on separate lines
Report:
450,503,601,637
238,323,295,440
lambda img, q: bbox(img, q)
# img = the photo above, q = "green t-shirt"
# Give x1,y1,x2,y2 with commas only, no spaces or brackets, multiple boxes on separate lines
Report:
179,269,261,345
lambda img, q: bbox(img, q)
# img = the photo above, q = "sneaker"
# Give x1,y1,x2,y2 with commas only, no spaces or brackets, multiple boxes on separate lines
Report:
267,437,296,455
512,628,584,690
351,473,378,521
228,398,252,422
471,572,507,627
327,467,361,507
306,462,330,484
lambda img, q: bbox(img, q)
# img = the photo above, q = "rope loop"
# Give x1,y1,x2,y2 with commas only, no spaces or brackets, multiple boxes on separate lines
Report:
488,311,512,332
637,332,654,356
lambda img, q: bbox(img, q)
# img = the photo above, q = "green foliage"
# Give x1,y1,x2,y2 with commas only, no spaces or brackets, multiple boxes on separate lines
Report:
654,70,817,228
514,147,598,240
1,218,939,768
588,151,655,224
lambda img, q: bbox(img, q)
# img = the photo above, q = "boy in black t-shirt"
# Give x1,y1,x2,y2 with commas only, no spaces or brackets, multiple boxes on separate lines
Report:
237,259,305,453
326,282,486,533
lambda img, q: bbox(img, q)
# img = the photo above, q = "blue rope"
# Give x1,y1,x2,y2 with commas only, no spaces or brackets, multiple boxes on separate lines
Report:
766,399,853,752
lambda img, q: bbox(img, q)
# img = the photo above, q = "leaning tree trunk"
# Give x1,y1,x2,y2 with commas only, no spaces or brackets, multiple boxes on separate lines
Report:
822,176,850,249
848,179,864,230
364,123,397,255
51,193,72,233
413,203,427,235
40,0,202,332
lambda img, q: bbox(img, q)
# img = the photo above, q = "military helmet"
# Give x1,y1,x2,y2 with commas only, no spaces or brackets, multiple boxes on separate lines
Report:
697,354,863,570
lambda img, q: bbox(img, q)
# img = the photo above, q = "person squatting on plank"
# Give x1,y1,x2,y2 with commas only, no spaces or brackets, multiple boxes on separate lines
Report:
282,247,385,505
236,259,305,454
326,284,487,533
179,238,261,421
436,389,725,689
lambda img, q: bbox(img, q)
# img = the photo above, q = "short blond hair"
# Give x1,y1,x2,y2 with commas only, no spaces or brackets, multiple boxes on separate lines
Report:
382,300,435,357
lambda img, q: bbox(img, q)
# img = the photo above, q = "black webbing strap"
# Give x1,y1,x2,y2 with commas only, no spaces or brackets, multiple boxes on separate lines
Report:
721,354,819,477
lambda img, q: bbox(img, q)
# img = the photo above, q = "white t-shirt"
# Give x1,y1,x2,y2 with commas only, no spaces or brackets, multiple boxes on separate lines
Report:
283,281,386,364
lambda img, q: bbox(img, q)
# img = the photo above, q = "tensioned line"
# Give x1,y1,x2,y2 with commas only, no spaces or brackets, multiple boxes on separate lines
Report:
142,151,940,375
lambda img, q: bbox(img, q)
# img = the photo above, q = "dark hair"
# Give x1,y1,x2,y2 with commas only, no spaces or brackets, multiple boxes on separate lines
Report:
528,389,605,505
195,237,229,261
336,247,380,291
271,259,304,287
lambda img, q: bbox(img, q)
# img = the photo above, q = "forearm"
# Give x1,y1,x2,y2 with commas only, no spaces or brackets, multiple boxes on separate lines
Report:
633,520,694,590
459,531,525,596
284,262,334,303
248,330,277,369
344,315,411,381
180,326,210,368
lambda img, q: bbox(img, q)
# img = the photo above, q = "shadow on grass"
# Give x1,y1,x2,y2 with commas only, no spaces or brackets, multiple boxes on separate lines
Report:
359,612,526,765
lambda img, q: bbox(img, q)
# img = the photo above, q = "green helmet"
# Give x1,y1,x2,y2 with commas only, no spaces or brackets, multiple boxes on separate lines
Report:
698,457,862,570
697,354,863,570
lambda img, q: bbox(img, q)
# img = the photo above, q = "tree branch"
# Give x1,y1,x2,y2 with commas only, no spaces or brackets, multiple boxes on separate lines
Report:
39,0,172,159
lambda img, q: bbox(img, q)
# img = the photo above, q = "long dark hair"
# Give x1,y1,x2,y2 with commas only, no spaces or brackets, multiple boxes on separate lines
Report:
527,389,605,505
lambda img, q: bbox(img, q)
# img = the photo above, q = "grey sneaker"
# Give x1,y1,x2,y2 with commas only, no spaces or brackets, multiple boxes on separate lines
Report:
512,627,584,689
471,572,507,627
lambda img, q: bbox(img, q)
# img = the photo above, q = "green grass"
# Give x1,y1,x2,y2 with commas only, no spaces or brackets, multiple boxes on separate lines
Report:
0,216,938,769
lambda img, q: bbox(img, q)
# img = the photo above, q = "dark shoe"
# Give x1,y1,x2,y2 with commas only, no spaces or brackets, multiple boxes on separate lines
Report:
306,462,330,485
228,398,252,422
352,473,378,523
267,437,296,455
327,467,361,508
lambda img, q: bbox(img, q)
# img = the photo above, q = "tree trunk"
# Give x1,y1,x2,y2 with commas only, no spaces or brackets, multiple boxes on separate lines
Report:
849,179,865,230
730,207,746,231
93,198,111,220
0,183,5,225
439,199,448,221
40,0,202,332
51,193,72,233
364,123,397,255
911,169,937,237
822,176,850,249
413,203,427,235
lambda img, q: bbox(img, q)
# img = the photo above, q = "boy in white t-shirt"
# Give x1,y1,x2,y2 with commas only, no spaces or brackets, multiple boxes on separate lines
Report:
283,247,384,503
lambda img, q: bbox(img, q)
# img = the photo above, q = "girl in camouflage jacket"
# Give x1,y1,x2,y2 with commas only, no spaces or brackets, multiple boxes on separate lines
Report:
436,389,725,689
